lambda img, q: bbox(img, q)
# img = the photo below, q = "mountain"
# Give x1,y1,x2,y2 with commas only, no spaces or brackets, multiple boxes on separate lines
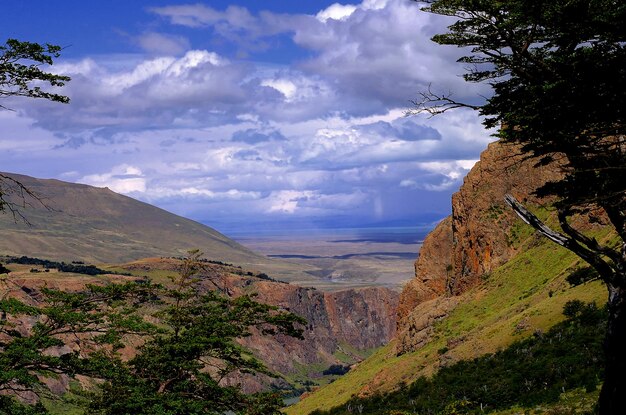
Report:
287,141,610,414
0,172,401,401
0,172,317,284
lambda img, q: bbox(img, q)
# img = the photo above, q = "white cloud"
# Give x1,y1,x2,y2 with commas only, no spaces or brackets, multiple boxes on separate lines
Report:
5,0,498,230
400,159,478,191
80,165,147,194
316,3,358,22
260,79,297,100
266,190,314,214
136,32,190,55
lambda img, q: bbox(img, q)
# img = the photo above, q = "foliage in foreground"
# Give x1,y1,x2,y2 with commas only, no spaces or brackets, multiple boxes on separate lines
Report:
0,251,306,415
312,301,605,415
413,1,625,411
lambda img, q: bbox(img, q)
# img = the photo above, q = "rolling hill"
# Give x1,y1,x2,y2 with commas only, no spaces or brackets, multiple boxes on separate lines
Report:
0,172,317,284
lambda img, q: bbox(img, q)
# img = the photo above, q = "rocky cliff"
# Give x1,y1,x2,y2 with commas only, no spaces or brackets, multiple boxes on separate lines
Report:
396,141,562,353
116,258,399,390
246,281,398,376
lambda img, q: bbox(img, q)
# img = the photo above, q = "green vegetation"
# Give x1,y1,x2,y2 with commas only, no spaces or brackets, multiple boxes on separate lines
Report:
0,251,306,415
414,1,626,411
5,256,132,276
312,301,605,414
286,230,607,414
0,39,70,107
0,280,155,414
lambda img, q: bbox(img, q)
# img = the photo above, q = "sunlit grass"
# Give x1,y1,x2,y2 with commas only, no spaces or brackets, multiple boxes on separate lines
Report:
285,229,609,414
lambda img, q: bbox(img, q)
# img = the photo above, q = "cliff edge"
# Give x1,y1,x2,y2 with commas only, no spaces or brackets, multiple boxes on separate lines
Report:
396,141,562,353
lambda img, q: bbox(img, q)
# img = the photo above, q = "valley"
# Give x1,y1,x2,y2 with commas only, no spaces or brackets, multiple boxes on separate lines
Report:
1,254,399,403
0,140,615,415
0,140,615,414
3,1,623,413
0,173,422,292
285,141,611,414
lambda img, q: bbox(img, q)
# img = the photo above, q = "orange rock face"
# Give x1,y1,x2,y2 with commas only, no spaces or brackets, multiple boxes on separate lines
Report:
397,216,452,323
448,141,561,295
396,141,562,354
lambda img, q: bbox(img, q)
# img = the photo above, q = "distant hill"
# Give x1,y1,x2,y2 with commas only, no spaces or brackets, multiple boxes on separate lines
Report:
0,172,316,283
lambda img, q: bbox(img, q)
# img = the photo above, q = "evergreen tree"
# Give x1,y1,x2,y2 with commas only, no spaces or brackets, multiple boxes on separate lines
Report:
412,1,626,413
0,38,70,220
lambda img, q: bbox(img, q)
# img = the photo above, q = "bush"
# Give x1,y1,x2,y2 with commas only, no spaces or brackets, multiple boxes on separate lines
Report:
316,301,606,414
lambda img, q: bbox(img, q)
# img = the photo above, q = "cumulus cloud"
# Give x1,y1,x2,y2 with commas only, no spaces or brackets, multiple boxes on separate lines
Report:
148,0,487,114
5,0,498,230
316,3,358,22
293,0,487,110
23,50,255,132
400,159,478,191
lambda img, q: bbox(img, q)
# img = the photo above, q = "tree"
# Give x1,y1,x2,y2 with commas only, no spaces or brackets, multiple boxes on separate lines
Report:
0,279,157,414
87,250,306,415
0,39,70,108
411,1,626,413
1,252,306,414
0,38,70,219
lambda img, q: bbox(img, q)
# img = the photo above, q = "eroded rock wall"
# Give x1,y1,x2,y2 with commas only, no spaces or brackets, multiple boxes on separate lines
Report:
241,280,398,375
396,141,561,353
1,262,399,394
448,141,561,295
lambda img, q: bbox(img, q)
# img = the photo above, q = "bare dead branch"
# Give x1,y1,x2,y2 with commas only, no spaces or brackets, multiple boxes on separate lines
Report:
504,194,617,284
0,173,52,224
406,84,481,118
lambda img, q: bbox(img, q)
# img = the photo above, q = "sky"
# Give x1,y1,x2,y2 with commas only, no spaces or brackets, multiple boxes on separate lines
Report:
2,0,495,234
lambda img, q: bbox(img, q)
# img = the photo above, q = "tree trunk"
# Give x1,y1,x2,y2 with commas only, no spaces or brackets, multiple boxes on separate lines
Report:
599,283,626,415
504,195,626,411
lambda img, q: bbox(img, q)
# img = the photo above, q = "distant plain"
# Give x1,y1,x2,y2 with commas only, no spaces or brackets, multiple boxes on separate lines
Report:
231,227,428,290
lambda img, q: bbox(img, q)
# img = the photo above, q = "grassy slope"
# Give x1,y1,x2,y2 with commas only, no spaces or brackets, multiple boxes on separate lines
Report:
0,172,322,285
286,232,608,414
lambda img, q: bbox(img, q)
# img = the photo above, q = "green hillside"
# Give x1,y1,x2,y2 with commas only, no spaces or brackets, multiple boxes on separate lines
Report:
286,232,609,414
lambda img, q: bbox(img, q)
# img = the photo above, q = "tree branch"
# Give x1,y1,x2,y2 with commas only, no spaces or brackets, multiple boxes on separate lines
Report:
504,194,616,284
0,173,51,224
557,210,621,264
407,84,481,117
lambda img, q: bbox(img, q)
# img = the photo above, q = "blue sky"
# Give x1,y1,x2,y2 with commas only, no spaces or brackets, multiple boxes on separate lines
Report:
2,0,494,233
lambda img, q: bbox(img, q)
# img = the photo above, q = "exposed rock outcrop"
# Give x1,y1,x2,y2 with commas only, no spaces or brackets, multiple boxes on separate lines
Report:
397,216,452,322
395,296,460,355
245,281,398,376
396,141,562,354
448,142,562,295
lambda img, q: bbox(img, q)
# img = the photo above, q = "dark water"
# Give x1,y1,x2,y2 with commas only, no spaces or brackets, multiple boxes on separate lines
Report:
229,226,432,245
